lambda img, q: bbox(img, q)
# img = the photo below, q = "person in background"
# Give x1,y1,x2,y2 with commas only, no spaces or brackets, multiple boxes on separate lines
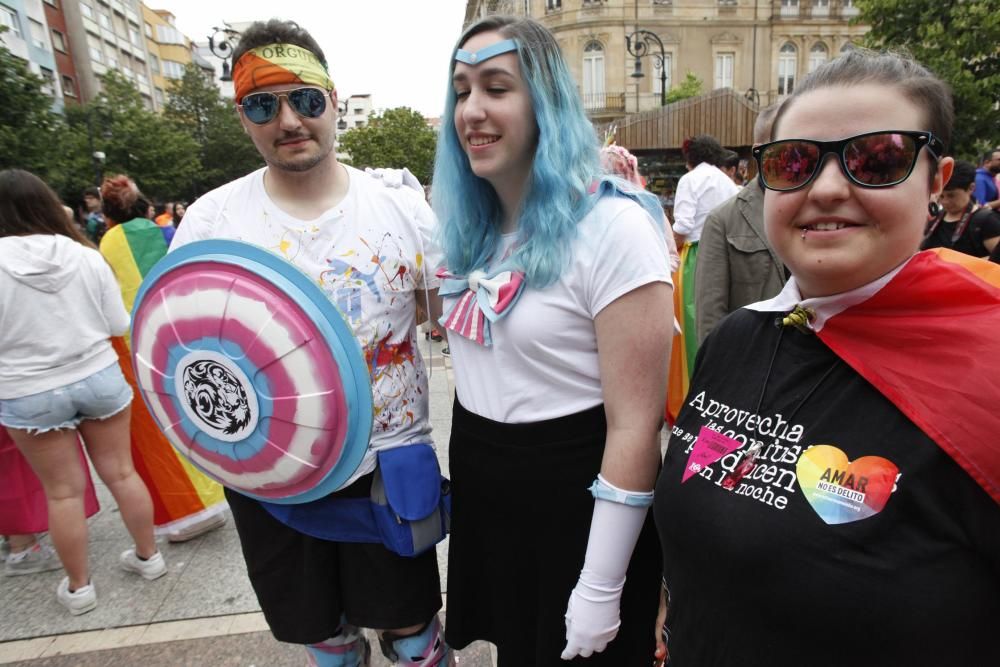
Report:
171,201,186,228
99,175,228,544
654,49,999,666
0,169,165,616
695,104,786,342
434,15,671,665
921,159,1000,258
153,202,174,227
719,149,742,186
80,186,106,244
973,148,1000,209
601,143,680,273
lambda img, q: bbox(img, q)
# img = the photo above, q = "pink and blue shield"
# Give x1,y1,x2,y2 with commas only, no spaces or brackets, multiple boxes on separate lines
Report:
130,240,373,504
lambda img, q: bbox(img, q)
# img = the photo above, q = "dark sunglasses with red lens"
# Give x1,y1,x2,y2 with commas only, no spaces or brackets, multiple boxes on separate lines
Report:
752,130,944,192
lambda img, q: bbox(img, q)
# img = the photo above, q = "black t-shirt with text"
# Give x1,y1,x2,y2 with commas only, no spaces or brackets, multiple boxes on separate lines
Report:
653,309,1000,666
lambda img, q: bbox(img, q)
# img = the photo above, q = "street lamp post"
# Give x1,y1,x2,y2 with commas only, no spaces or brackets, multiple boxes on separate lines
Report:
625,29,668,107
208,26,241,82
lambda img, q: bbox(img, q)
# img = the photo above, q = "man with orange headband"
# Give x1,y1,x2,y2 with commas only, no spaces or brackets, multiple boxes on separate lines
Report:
170,19,449,667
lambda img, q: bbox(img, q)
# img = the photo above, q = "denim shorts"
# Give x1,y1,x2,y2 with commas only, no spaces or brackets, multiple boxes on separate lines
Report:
0,363,133,434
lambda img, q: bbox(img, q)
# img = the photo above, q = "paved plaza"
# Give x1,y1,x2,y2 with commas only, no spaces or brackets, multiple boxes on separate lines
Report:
0,339,496,666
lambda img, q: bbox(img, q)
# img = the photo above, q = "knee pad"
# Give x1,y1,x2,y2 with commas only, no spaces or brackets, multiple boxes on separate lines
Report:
306,621,370,667
378,615,450,667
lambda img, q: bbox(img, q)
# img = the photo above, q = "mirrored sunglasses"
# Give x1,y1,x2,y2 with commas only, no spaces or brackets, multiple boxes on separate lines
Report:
238,87,328,125
752,130,944,192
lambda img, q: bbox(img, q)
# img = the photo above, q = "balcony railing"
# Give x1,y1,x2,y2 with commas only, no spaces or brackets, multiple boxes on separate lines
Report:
582,92,626,115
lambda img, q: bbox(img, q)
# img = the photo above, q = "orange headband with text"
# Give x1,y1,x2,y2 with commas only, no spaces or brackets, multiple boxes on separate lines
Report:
232,43,334,103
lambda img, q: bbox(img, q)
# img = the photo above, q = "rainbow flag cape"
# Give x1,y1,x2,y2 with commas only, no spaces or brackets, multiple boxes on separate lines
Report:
815,249,1000,504
750,248,1000,503
665,242,698,424
100,219,226,532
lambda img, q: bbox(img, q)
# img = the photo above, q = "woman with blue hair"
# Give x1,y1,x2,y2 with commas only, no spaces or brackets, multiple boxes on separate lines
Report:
433,15,673,666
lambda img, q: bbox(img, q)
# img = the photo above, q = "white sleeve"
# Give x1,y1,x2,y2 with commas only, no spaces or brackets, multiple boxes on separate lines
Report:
671,173,697,236
412,196,442,290
169,193,220,251
587,202,673,317
96,257,131,335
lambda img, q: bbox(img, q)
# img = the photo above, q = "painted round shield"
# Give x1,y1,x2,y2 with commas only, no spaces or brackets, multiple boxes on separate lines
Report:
131,240,373,505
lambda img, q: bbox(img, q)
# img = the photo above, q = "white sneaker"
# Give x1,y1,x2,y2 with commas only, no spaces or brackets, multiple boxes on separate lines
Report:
56,577,97,615
166,512,226,543
5,543,62,576
119,548,167,580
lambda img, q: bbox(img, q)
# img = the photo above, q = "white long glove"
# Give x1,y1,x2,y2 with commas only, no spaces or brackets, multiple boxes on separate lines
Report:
364,167,423,193
561,484,650,660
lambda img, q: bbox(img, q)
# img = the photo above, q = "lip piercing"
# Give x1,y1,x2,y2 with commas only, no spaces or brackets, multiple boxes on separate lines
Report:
801,228,808,240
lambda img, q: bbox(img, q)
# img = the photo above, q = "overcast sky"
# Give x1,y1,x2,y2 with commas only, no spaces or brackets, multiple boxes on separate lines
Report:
160,0,469,117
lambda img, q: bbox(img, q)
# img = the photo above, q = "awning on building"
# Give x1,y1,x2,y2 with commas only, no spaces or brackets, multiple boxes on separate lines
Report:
600,88,759,151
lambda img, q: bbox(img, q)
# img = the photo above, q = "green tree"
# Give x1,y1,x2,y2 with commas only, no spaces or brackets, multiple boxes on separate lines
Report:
856,0,1000,157
164,63,261,196
63,71,201,202
0,38,67,180
337,107,437,184
666,72,703,104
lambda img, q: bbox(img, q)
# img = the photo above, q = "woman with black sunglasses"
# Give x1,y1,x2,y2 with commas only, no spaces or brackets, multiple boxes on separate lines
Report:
652,49,1000,666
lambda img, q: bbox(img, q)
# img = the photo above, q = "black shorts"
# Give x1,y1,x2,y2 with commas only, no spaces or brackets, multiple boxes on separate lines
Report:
225,472,443,644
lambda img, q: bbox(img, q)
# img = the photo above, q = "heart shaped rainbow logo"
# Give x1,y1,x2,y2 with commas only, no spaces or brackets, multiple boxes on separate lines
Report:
796,445,898,525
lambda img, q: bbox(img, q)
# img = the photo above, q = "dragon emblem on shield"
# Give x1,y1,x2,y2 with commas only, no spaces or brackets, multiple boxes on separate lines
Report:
181,360,253,435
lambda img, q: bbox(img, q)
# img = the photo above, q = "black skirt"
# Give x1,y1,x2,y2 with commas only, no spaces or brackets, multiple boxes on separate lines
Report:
445,399,661,666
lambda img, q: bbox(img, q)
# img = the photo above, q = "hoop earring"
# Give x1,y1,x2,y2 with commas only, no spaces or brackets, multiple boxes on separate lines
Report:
928,201,941,218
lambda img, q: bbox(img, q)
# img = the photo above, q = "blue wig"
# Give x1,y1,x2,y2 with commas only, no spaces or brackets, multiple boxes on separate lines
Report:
432,16,602,288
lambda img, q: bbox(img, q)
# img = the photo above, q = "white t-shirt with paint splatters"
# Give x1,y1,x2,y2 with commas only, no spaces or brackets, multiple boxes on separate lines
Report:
172,165,441,487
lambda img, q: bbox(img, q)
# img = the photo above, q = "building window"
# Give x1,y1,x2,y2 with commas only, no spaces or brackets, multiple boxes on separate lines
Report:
813,0,830,16
29,19,48,50
652,0,672,5
144,21,152,38
842,0,859,17
44,0,60,7
149,54,160,74
780,0,799,17
62,74,76,97
156,24,185,46
809,42,828,72
129,27,142,47
581,40,605,110
717,0,737,6
51,30,67,52
546,0,561,10
154,86,164,105
714,52,734,89
87,35,103,63
40,67,56,96
778,42,797,95
79,2,94,20
106,49,118,69
162,60,185,79
98,12,112,30
0,6,22,39
653,53,672,97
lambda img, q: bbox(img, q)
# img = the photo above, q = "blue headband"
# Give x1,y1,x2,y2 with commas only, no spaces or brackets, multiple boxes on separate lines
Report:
454,38,519,65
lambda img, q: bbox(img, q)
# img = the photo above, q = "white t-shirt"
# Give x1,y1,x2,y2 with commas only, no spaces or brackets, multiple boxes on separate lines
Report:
671,162,741,242
447,196,672,423
172,166,441,485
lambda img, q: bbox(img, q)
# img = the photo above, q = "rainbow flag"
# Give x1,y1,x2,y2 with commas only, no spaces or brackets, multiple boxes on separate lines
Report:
815,249,1000,504
665,242,698,424
100,220,226,533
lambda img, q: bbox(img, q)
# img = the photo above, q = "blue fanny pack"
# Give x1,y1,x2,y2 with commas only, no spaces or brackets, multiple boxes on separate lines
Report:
259,443,451,557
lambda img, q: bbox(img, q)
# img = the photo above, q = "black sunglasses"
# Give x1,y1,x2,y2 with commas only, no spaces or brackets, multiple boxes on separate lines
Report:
752,130,944,192
238,87,329,125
